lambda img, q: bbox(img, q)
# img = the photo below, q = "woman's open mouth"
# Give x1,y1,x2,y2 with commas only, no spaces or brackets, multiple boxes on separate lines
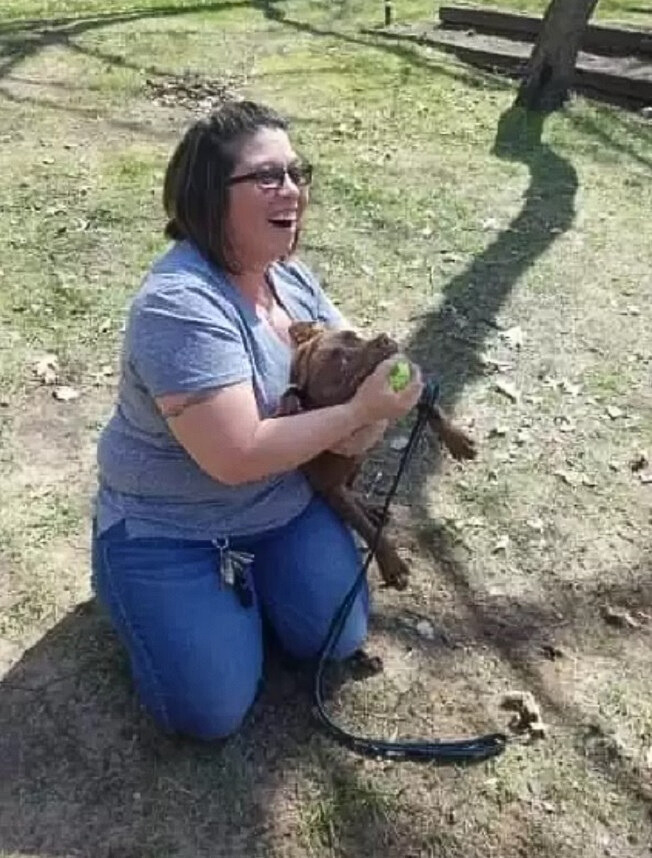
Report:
268,214,297,230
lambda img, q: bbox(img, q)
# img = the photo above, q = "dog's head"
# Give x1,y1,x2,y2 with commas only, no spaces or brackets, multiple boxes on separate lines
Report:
279,321,399,414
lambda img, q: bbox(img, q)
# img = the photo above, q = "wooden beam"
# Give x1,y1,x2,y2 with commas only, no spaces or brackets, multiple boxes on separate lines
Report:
439,5,652,58
368,25,652,109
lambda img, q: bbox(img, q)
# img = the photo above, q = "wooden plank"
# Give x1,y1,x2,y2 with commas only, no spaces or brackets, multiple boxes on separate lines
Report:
439,5,652,58
368,25,652,108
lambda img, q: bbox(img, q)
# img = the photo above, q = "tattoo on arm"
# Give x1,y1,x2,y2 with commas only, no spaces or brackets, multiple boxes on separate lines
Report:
158,388,221,419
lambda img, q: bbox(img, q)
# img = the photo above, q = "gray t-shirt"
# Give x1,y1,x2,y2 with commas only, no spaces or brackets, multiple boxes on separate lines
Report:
95,240,344,540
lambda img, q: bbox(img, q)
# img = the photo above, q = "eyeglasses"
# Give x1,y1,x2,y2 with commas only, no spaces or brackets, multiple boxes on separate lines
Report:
228,160,313,191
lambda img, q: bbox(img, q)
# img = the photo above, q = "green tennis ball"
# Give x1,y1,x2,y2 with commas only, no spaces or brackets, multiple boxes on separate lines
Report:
388,359,412,392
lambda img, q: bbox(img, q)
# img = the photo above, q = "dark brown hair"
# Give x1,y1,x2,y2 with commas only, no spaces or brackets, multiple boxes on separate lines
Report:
163,100,289,272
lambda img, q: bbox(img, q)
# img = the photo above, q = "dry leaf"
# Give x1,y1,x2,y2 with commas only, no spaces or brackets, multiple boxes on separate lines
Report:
501,325,524,349
601,604,641,629
527,518,544,532
494,380,519,403
500,690,546,738
478,353,512,372
52,386,80,402
493,534,510,552
555,415,575,433
606,405,624,420
34,353,59,385
415,619,436,640
640,474,652,485
554,469,580,487
540,643,565,661
559,378,581,396
523,394,543,405
389,435,409,452
630,452,648,473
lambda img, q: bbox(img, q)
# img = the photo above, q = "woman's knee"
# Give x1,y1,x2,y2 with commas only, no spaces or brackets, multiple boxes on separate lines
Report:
136,665,262,741
277,582,369,661
167,687,259,740
93,525,264,741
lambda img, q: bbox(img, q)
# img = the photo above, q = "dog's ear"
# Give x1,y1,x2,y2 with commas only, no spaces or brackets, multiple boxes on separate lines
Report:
276,386,304,417
289,321,324,347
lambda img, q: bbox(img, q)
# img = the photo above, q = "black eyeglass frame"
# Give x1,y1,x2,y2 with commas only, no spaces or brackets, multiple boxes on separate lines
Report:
227,160,313,190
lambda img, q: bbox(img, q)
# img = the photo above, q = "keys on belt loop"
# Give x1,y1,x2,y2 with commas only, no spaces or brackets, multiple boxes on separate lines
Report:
213,538,255,608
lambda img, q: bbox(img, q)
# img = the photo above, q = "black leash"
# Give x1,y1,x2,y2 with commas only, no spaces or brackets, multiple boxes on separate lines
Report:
312,378,508,763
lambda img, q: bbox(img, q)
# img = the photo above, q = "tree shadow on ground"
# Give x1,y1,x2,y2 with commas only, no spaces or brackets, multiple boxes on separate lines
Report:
0,0,248,80
566,106,652,172
409,528,652,810
620,6,652,15
1,2,647,854
405,104,578,410
3,551,651,856
253,2,650,170
251,0,513,93
0,0,250,141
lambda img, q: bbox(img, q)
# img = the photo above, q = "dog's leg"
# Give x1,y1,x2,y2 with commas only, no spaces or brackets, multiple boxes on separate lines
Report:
324,487,409,590
428,405,477,460
359,500,392,529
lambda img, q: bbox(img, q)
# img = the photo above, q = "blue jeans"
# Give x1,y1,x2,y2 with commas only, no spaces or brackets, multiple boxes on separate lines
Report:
91,496,368,739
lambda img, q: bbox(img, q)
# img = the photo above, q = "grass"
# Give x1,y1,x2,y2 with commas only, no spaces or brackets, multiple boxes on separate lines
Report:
1,0,652,856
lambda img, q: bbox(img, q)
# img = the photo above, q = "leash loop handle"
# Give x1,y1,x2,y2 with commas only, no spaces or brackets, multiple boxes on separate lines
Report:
313,375,509,764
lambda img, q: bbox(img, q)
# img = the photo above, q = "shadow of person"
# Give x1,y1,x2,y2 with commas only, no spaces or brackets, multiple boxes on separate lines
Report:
0,599,317,857
407,105,579,413
0,595,498,857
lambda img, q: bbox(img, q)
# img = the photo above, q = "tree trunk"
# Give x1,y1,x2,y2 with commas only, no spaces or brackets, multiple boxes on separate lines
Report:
516,0,599,112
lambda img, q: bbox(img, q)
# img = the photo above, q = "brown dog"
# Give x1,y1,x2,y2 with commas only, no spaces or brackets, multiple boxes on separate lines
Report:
278,322,476,590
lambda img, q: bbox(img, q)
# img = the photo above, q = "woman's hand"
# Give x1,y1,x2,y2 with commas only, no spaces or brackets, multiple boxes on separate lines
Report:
328,420,388,457
350,357,423,425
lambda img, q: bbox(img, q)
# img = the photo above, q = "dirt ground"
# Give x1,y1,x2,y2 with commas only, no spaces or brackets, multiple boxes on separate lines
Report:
1,1,652,856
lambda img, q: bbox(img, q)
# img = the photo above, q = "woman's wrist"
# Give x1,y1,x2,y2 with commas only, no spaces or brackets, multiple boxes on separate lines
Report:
341,396,371,433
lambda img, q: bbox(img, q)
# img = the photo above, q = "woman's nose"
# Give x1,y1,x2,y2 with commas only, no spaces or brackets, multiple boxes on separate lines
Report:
278,171,301,196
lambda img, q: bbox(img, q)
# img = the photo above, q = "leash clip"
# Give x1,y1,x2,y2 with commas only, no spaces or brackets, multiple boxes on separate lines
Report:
417,377,440,415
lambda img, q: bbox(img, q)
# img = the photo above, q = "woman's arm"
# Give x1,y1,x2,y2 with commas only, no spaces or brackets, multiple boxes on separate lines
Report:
157,358,421,486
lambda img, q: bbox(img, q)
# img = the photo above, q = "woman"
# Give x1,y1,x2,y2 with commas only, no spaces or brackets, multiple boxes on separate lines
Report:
92,101,422,740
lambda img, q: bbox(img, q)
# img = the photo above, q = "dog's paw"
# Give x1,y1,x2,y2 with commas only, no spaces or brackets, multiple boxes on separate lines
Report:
361,501,392,529
347,648,384,679
378,554,410,590
443,426,477,461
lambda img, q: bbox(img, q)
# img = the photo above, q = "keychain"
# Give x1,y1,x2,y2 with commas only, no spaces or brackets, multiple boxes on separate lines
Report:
214,538,254,608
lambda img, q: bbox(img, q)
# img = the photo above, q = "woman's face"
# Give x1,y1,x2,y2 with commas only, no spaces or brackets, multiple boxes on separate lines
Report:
225,127,310,270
